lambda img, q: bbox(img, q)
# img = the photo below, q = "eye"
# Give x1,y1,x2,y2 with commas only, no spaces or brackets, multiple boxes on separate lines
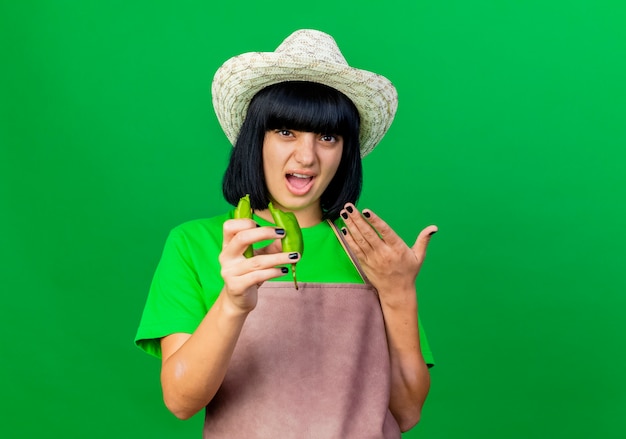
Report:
276,129,293,137
320,134,339,143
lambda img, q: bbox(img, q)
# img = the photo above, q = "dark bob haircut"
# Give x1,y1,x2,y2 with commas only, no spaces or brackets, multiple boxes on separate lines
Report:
222,81,362,221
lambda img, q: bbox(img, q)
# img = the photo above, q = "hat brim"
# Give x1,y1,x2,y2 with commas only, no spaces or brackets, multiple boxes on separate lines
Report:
212,51,398,157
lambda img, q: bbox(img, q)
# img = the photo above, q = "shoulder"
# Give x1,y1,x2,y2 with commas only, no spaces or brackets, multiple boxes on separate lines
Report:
169,211,233,238
163,211,233,255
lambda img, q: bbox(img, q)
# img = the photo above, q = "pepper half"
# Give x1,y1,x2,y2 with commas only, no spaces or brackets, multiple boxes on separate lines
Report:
268,202,304,290
234,194,254,258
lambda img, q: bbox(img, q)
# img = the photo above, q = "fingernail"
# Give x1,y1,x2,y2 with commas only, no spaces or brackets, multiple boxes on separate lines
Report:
363,211,371,218
341,211,348,219
281,267,289,274
341,228,347,235
346,205,353,213
275,228,285,235
288,252,299,260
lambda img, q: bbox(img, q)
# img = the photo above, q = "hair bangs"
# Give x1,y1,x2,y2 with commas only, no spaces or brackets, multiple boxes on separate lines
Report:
257,81,360,136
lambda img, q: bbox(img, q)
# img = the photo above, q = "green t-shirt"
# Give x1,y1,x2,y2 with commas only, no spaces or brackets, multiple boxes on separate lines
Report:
135,211,434,365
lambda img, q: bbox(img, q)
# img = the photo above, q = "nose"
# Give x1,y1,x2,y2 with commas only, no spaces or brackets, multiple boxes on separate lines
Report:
293,133,316,166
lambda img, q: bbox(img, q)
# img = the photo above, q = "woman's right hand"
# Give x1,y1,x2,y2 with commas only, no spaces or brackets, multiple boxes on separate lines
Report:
219,218,299,313
161,218,296,420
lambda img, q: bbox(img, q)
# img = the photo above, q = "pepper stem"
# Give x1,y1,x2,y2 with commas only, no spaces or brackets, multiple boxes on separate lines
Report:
291,263,298,290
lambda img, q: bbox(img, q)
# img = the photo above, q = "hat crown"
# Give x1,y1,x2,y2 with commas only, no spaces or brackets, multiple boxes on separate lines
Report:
274,29,348,65
212,29,397,157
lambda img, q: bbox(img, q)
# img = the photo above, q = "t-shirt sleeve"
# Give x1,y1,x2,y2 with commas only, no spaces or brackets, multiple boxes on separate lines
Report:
134,223,222,358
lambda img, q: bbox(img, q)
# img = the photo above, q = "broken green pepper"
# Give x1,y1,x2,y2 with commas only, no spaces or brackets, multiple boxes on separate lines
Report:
234,194,254,258
268,201,304,290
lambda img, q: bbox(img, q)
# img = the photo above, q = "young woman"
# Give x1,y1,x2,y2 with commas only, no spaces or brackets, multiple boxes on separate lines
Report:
136,29,437,438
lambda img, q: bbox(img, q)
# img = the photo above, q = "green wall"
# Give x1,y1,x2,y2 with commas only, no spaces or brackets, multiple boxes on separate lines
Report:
1,1,625,438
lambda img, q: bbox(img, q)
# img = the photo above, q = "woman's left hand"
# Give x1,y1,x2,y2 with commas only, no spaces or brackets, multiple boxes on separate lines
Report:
341,203,436,429
340,203,437,303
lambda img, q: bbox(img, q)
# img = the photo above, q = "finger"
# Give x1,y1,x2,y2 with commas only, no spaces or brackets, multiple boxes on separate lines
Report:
222,222,286,258
412,225,438,261
223,250,300,278
254,238,285,256
222,218,257,250
339,225,367,261
340,204,379,253
358,208,404,248
340,219,370,257
222,248,300,293
238,266,292,286
228,266,291,293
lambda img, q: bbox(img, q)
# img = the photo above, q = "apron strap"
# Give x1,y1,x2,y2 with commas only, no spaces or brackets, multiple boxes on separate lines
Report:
327,219,371,286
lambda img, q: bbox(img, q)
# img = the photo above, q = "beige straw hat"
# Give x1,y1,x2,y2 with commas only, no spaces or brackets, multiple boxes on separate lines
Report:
211,29,398,157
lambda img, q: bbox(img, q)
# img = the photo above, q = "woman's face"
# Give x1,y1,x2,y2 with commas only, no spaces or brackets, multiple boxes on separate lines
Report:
262,128,343,222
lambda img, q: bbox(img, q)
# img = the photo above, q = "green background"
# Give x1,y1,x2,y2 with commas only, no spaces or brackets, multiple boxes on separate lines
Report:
1,0,625,438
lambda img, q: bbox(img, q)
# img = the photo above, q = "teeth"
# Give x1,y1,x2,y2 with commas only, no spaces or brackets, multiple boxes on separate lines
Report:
290,173,312,179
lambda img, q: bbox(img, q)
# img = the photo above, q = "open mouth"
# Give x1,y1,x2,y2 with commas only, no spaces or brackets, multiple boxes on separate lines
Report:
286,173,314,194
